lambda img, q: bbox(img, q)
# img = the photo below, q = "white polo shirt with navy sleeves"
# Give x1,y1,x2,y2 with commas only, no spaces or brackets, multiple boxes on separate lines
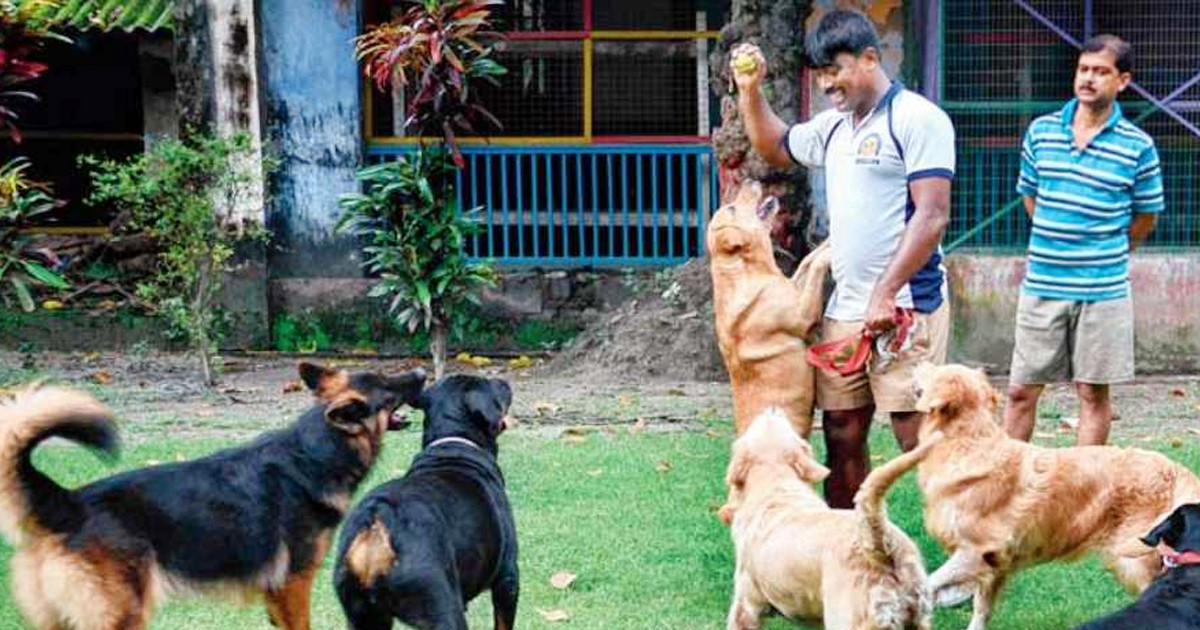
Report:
784,81,956,321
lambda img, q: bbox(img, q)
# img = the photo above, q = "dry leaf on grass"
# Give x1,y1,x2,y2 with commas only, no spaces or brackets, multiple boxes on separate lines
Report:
1171,388,1187,397
586,468,604,477
655,460,672,474
1170,437,1184,448
283,380,304,394
629,418,647,434
618,394,635,409
704,429,724,438
535,401,561,415
549,571,578,590
91,371,113,385
1188,428,1200,437
537,608,570,622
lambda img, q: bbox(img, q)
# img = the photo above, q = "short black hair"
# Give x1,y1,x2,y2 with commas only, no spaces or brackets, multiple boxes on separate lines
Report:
806,10,881,67
1081,34,1132,73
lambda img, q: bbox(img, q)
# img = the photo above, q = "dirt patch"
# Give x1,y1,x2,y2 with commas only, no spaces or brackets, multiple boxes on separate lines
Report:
545,258,727,382
1,350,1197,449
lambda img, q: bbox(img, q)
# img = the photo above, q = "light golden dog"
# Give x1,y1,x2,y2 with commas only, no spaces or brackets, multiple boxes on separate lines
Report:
912,363,1200,630
722,407,940,630
707,182,831,437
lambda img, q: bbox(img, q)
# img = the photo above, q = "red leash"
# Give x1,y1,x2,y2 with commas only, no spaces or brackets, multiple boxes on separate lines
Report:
807,308,914,376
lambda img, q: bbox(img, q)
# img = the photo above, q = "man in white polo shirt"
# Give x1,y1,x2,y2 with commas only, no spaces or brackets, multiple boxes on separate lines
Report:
731,9,955,508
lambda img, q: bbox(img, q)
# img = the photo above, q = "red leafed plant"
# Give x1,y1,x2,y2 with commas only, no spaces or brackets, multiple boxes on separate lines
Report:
354,0,507,166
0,1,65,142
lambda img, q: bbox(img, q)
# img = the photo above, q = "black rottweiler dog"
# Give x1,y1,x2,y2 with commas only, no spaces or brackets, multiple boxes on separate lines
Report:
1074,503,1200,630
0,362,424,630
334,374,518,630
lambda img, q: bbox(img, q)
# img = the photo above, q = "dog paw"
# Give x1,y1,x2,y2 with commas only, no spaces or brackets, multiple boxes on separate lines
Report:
932,583,974,609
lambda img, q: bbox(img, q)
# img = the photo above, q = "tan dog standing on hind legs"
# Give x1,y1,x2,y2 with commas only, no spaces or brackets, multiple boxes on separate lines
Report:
708,181,831,437
912,363,1200,630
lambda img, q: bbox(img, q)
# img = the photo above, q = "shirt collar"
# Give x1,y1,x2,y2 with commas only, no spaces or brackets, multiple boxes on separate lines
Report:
847,80,904,127
1060,98,1124,133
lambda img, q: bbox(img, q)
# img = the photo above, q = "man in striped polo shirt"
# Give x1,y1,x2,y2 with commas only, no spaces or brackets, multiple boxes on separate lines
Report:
1003,35,1164,446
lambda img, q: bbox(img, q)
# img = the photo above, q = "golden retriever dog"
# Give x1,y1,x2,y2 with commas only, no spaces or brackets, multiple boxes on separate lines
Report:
707,182,831,437
912,363,1200,630
723,407,941,630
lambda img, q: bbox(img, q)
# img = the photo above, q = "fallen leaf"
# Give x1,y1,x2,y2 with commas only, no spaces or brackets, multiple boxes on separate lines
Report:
83,351,101,362
469,356,493,368
562,434,587,445
587,468,604,477
91,371,113,385
1170,437,1184,448
283,380,304,394
537,608,570,623
618,394,635,409
535,401,561,415
1187,428,1200,437
1171,388,1187,398
629,418,647,434
655,460,672,474
509,355,534,369
455,352,474,364
705,428,723,438
1059,417,1079,429
41,299,64,310
549,571,577,590
666,388,687,397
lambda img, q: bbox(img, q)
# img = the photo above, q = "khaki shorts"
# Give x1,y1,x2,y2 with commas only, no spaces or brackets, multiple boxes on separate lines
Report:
815,302,951,413
1008,293,1134,385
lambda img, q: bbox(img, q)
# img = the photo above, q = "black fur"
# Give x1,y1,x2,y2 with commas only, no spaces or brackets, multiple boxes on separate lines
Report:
1074,504,1200,630
334,375,518,630
14,363,423,594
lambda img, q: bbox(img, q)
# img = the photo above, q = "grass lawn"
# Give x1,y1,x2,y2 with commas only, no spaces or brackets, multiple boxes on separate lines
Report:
1,416,1197,630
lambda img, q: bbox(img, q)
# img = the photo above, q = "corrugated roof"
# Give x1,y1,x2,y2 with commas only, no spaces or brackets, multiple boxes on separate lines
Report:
17,0,173,33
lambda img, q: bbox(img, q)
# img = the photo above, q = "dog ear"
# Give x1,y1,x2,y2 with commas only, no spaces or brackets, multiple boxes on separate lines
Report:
1141,508,1185,549
300,362,348,401
914,372,961,416
725,446,752,488
386,368,427,407
325,396,371,434
465,380,510,435
788,447,831,483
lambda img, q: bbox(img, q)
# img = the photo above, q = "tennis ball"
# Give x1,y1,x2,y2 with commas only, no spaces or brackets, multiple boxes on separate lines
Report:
732,53,758,75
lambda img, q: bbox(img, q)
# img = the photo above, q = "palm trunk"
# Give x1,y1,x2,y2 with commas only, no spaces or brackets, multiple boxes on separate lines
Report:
430,319,447,380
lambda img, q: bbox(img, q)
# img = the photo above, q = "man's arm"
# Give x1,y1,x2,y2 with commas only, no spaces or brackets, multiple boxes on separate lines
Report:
863,177,951,331
1023,196,1036,219
729,44,824,169
1129,213,1157,251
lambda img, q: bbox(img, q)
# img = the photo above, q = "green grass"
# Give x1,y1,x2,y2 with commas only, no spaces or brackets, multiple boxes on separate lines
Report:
1,423,1198,630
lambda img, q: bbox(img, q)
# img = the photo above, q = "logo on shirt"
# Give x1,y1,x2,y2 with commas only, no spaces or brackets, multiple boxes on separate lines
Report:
856,133,882,165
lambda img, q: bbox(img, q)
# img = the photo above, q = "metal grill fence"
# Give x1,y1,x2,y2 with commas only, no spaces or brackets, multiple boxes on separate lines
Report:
943,0,1200,252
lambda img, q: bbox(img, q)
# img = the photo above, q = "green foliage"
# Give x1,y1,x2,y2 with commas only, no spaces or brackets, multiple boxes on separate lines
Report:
354,0,507,166
337,148,497,348
0,0,68,141
272,311,333,354
81,133,269,385
0,157,68,311
513,320,580,350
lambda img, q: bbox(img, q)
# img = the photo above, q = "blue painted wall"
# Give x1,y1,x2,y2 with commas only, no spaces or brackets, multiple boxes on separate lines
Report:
258,0,362,277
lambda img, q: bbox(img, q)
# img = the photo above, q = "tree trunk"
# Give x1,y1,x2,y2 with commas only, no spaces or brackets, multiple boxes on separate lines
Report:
430,320,447,380
710,0,816,276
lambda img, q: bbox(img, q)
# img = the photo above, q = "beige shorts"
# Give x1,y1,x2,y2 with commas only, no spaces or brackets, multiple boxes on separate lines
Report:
1008,293,1134,385
815,302,951,413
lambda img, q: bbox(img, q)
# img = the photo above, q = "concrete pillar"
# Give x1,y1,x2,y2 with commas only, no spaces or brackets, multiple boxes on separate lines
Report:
257,0,364,280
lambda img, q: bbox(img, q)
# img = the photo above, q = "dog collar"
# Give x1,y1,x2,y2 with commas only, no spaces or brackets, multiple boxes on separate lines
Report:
426,436,481,451
1164,550,1200,569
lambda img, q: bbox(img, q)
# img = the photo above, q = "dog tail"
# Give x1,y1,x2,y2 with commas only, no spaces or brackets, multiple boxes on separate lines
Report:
342,518,397,588
853,431,944,560
0,385,118,545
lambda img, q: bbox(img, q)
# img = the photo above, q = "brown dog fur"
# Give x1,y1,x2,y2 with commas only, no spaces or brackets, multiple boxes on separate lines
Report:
723,408,939,630
707,182,831,437
913,363,1200,630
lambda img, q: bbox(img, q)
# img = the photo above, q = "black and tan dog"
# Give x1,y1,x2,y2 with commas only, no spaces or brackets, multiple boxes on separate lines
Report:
334,374,517,630
1075,503,1200,630
0,362,425,630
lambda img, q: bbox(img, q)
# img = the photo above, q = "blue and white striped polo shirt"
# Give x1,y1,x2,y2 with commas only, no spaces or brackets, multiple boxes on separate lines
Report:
1016,99,1165,302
